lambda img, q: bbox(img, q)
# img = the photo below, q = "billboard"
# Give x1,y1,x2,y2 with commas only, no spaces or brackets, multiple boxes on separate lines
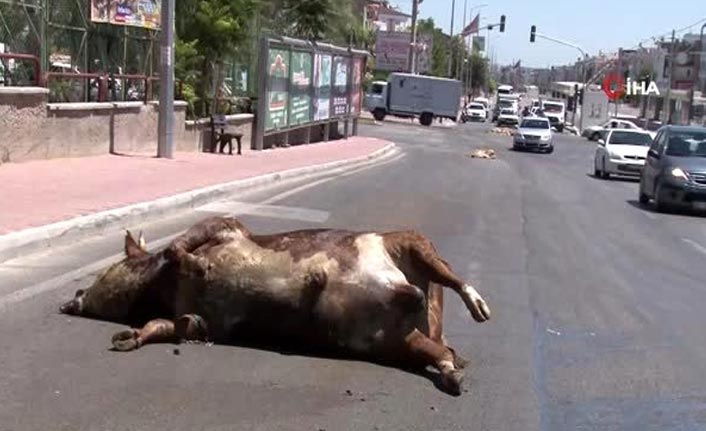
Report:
313,54,332,121
289,51,313,125
265,48,290,130
90,0,161,30
332,56,349,117
351,58,363,115
375,31,432,73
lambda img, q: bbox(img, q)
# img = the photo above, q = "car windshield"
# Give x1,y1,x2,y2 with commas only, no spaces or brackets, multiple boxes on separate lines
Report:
501,109,515,115
498,100,513,108
543,103,562,113
609,131,652,146
521,119,549,129
469,104,484,110
665,132,706,157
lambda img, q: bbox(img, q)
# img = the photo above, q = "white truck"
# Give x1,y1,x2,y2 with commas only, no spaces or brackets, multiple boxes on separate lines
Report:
364,73,462,126
540,100,566,132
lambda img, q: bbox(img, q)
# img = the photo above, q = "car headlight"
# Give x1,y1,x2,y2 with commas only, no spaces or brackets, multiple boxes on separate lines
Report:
541,135,551,141
671,167,689,181
608,151,622,160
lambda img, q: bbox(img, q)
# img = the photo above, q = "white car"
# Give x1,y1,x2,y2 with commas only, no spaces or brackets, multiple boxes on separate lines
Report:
497,108,519,126
582,119,644,141
594,129,654,179
464,103,487,122
513,117,554,153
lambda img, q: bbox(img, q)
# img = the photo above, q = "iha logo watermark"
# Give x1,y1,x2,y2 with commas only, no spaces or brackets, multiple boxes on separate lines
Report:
602,73,660,101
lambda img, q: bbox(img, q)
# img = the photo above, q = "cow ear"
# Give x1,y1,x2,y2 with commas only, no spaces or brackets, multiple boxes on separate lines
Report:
124,230,147,258
138,231,147,252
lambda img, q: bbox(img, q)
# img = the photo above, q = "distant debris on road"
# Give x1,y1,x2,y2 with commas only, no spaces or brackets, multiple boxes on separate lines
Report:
468,149,497,159
487,127,515,136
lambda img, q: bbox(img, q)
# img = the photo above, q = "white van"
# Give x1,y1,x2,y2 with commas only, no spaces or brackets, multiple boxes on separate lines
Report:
541,100,566,132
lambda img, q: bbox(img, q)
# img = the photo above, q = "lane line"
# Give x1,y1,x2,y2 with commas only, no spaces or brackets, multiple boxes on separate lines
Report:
196,202,330,223
0,150,406,307
682,238,706,257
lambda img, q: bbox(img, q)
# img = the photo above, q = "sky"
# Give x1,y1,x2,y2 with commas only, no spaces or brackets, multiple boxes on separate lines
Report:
389,0,706,68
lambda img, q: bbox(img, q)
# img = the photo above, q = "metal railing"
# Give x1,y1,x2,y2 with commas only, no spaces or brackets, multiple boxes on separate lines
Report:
0,52,41,86
45,71,158,103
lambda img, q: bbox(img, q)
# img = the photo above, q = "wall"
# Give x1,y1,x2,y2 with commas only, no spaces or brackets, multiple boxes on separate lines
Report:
0,87,254,163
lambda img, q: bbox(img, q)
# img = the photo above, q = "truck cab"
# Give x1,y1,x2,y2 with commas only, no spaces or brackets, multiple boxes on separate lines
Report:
541,100,566,132
364,81,389,121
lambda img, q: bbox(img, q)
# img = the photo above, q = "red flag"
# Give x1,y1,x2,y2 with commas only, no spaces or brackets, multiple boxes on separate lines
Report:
461,14,480,37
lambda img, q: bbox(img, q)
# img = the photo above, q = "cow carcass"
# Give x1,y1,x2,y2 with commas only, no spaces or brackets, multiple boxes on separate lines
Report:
60,216,490,395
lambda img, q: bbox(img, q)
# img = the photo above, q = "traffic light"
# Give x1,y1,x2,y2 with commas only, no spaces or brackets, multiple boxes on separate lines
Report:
530,25,536,43
499,15,506,33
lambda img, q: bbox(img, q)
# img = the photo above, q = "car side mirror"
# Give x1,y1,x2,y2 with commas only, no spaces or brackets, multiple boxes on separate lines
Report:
598,139,605,146
648,149,660,159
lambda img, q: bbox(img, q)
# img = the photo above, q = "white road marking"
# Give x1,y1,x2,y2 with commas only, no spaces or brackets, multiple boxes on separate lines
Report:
682,238,706,257
0,150,406,307
196,202,330,223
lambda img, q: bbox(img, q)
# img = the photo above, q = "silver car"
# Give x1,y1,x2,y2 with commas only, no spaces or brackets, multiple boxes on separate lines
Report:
513,117,554,154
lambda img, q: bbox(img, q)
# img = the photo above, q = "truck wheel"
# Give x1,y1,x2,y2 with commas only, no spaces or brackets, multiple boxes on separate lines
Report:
420,112,433,126
556,124,564,133
373,109,386,122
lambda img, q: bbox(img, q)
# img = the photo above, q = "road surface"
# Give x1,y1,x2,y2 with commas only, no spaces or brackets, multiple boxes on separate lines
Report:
2,121,706,431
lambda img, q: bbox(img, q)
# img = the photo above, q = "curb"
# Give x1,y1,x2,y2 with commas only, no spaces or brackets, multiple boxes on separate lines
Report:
0,142,399,263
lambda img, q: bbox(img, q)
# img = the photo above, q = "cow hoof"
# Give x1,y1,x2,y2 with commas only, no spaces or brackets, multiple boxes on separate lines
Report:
111,329,140,352
440,370,464,396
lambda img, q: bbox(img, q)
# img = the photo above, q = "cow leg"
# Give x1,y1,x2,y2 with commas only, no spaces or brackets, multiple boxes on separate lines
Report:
412,240,490,323
403,329,465,396
384,232,490,323
111,314,208,352
426,283,468,369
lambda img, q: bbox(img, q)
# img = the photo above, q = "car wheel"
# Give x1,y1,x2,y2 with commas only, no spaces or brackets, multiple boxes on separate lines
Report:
639,190,650,205
545,146,554,154
591,132,601,141
654,180,669,213
601,159,610,179
373,109,386,121
420,112,433,126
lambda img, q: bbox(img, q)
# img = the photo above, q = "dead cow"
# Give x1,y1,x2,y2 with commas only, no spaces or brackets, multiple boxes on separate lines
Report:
468,149,497,159
60,217,490,395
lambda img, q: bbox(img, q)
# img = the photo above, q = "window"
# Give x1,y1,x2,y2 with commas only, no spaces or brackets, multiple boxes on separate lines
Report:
652,131,668,155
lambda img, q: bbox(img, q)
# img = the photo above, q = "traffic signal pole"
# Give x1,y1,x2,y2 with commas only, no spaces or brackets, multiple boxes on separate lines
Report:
157,0,175,158
529,25,588,130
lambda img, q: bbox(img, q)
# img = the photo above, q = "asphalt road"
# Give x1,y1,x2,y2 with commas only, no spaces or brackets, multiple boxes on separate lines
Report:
2,120,706,431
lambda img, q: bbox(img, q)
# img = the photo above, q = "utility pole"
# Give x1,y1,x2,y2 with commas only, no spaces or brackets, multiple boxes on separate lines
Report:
408,0,420,74
157,0,175,158
665,30,676,124
447,0,456,77
458,0,467,80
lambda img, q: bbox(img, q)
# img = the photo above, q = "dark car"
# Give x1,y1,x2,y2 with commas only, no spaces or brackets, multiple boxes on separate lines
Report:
639,125,706,212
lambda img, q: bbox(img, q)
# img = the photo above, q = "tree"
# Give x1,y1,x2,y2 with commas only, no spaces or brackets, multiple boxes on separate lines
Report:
176,0,259,116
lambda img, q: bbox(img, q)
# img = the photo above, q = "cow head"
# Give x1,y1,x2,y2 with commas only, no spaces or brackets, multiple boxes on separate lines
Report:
59,231,171,321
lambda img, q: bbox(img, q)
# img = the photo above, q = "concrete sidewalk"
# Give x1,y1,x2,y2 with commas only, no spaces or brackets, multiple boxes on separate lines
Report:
0,137,396,260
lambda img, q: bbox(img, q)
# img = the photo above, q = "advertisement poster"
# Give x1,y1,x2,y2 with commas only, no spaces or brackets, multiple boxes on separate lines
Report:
289,51,313,126
313,54,332,121
350,58,363,115
266,48,290,130
90,0,161,30
332,56,349,117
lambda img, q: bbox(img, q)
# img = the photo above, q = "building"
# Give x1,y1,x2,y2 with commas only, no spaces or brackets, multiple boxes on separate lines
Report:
364,1,410,32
